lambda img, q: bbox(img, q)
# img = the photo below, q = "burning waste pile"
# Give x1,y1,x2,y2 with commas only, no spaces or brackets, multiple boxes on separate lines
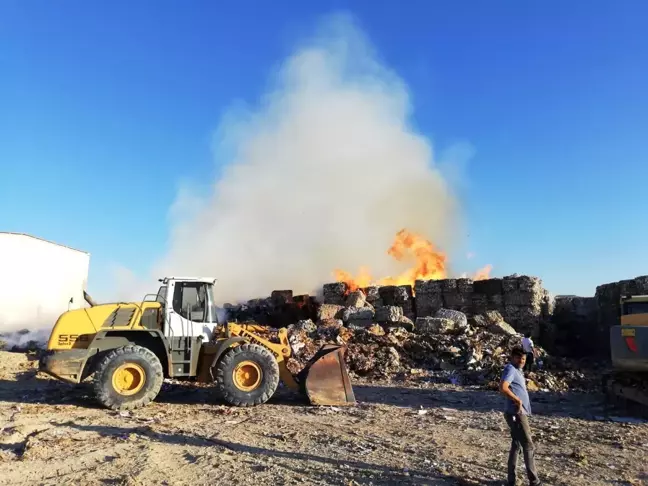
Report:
223,229,591,392
234,282,593,394
226,230,553,338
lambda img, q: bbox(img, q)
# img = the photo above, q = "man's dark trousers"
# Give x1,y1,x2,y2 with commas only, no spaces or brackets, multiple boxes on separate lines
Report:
524,352,534,371
504,413,540,485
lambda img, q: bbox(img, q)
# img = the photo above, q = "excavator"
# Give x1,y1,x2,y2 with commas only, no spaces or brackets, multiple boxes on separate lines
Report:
606,294,648,410
38,277,355,411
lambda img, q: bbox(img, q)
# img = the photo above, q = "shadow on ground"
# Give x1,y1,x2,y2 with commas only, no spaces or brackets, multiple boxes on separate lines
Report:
0,374,618,422
0,376,305,409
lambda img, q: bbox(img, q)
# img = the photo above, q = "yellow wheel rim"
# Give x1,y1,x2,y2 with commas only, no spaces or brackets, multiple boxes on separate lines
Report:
112,363,146,396
232,360,262,392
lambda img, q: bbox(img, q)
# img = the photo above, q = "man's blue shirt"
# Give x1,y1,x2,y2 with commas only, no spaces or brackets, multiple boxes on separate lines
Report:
501,363,531,415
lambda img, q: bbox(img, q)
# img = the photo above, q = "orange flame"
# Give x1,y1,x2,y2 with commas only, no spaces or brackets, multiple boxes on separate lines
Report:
334,229,491,292
471,264,492,281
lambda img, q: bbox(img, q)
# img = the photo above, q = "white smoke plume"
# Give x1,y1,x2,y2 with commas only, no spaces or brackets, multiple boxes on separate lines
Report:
145,14,465,304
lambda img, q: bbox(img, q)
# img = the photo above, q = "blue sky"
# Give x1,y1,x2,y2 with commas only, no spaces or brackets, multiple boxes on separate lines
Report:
1,1,647,297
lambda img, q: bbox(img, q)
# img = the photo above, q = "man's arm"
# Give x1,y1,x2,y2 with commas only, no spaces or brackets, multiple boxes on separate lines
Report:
499,368,522,414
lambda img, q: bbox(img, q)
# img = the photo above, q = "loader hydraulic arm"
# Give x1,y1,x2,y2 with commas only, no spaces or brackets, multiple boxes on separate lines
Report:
224,322,300,390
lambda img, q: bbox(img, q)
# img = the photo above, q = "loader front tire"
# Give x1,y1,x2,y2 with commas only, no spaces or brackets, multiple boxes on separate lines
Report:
214,344,280,407
93,345,164,411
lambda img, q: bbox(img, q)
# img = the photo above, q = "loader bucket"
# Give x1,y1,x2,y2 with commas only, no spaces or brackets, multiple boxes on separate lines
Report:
297,344,356,406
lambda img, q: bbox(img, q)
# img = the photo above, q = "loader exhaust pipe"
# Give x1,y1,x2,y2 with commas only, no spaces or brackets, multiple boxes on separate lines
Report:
84,291,97,307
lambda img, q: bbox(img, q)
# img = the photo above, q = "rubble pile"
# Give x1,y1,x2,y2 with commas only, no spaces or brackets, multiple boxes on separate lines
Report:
222,275,596,389
283,310,594,392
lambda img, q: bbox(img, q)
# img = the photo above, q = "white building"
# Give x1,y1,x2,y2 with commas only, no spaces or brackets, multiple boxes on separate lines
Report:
0,232,90,332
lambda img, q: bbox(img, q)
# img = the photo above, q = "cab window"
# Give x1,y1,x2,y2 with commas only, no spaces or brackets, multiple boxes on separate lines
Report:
172,282,208,322
622,301,648,315
156,286,167,303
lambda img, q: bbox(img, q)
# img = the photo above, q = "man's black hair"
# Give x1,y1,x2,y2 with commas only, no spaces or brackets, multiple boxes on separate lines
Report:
525,332,532,338
510,346,525,358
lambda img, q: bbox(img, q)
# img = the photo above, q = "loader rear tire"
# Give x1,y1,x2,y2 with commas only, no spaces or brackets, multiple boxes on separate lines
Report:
93,345,164,411
214,344,279,407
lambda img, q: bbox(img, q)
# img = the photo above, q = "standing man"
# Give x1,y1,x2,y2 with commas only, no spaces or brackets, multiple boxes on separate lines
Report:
521,333,535,372
499,346,541,486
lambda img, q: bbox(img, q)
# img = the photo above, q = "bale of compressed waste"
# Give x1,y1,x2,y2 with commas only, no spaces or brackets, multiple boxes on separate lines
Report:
363,286,383,307
323,282,348,305
472,311,518,336
379,285,415,319
341,306,374,327
416,317,455,335
435,308,468,332
345,290,367,308
271,290,293,305
375,305,403,324
414,279,443,317
317,304,344,321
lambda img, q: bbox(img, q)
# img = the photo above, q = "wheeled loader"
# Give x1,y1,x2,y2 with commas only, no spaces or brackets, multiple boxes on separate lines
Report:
39,277,355,410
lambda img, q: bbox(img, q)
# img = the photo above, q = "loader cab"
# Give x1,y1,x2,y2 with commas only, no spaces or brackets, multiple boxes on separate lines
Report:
620,295,648,326
155,277,220,341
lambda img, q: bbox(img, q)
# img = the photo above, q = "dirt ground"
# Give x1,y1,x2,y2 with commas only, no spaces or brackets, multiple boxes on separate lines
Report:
1,351,647,486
